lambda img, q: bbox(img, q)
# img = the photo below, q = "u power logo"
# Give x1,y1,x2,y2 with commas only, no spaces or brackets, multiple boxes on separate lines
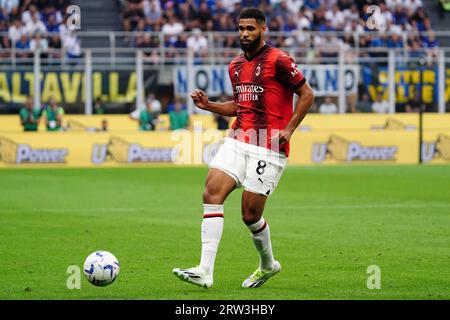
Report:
312,135,398,163
371,118,417,131
422,134,450,162
92,136,177,164
0,137,68,164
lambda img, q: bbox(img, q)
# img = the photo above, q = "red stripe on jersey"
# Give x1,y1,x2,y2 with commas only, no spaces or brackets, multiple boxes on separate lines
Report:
203,213,224,219
251,221,267,234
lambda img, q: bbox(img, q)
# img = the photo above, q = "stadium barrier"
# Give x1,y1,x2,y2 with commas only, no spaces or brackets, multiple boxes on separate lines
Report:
1,114,449,167
0,48,448,114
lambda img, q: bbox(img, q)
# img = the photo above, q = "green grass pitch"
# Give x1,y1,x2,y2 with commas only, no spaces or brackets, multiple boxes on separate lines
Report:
0,165,449,299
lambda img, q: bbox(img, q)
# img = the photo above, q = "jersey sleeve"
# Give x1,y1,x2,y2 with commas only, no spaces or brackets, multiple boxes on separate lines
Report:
275,52,306,92
228,61,234,86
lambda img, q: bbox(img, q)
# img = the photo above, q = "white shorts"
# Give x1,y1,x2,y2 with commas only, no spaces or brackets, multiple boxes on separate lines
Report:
209,138,288,196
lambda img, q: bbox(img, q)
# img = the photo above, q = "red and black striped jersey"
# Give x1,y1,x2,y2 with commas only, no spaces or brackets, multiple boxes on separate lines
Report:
228,44,305,157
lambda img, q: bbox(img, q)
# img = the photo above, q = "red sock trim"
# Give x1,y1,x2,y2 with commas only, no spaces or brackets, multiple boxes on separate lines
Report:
203,213,224,218
251,221,267,234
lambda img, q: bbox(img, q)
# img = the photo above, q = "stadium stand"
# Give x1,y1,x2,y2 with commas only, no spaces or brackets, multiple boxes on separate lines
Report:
117,0,439,56
0,1,442,63
106,0,446,115
0,1,443,61
0,0,78,61
0,0,448,116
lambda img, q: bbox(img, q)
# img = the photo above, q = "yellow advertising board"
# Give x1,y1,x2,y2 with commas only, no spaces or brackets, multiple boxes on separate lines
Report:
1,113,449,167
1,114,450,133
0,131,227,168
289,131,418,165
298,114,420,131
0,114,219,132
422,130,450,164
0,129,433,168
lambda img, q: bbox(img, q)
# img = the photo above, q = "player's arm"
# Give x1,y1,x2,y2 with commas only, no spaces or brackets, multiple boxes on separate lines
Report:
273,82,314,145
190,89,238,117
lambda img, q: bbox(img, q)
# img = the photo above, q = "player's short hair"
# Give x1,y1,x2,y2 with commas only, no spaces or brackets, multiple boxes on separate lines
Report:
238,8,266,25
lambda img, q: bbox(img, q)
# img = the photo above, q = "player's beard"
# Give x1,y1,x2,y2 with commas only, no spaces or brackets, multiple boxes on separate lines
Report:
240,32,261,53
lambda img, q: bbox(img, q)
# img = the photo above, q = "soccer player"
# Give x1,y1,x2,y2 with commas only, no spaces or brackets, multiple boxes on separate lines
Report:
173,8,314,289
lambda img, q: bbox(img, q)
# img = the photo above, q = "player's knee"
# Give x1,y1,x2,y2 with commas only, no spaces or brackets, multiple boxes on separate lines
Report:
241,207,260,225
203,185,224,204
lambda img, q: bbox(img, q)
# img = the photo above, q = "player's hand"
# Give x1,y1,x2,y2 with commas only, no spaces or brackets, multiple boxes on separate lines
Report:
271,129,293,146
190,89,209,110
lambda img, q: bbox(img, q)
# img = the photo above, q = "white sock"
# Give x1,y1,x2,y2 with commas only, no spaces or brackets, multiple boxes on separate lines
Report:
247,218,275,271
199,204,224,276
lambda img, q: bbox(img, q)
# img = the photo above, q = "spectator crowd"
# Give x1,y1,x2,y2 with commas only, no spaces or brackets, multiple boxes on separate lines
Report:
0,0,82,62
118,0,439,62
118,0,442,113
1,0,439,62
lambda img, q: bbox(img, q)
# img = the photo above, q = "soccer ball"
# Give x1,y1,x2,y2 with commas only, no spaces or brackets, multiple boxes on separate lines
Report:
83,250,120,286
